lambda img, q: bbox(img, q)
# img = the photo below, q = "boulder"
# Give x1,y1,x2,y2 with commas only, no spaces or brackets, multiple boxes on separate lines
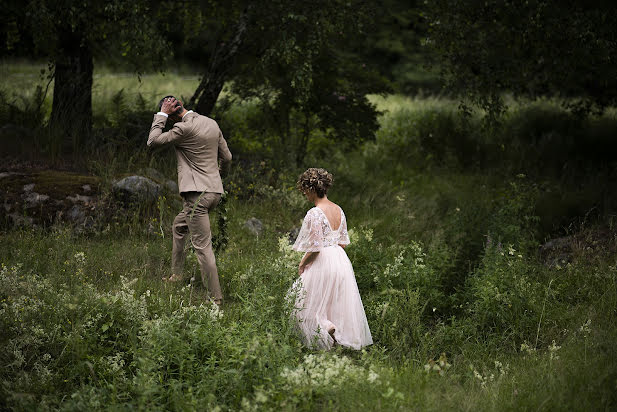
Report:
112,176,161,204
141,168,167,183
164,179,179,193
22,191,49,208
245,217,263,236
66,205,86,224
539,236,574,267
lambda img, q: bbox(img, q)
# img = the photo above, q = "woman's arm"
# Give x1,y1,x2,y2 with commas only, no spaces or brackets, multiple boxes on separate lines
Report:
299,251,318,275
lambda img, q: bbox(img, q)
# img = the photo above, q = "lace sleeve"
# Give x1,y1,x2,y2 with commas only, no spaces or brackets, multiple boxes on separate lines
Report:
292,209,324,252
338,209,350,245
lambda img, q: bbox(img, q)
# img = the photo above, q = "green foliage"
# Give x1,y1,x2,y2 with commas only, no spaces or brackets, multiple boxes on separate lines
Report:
426,0,617,117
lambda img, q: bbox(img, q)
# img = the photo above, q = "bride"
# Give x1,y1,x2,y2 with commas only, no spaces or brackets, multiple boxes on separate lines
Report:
290,168,372,350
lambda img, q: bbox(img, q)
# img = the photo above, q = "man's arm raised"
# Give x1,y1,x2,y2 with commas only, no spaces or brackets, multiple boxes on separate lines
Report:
147,97,185,147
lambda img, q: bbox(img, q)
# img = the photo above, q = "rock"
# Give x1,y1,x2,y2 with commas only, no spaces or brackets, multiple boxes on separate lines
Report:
66,194,93,204
66,205,86,224
23,192,49,208
164,180,178,193
23,183,35,192
82,184,91,192
141,168,167,183
540,236,572,252
0,172,15,179
288,227,301,244
112,176,161,204
8,213,33,227
539,236,574,267
245,217,263,236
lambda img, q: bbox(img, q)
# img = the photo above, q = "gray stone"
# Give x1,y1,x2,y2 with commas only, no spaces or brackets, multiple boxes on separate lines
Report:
23,183,35,192
0,172,14,179
66,205,86,224
540,236,572,252
164,180,178,193
9,213,33,227
82,184,92,192
23,192,49,208
66,194,93,204
539,236,575,267
112,175,161,203
245,217,264,236
141,168,167,183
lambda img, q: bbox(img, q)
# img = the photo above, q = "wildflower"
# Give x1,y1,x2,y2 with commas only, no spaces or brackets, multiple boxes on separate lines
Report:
74,251,86,265
424,353,451,376
548,340,561,360
208,300,223,321
579,319,591,338
368,370,380,383
520,341,536,355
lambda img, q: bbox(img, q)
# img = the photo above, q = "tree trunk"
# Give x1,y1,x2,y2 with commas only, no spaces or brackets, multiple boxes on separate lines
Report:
49,29,93,153
189,8,251,116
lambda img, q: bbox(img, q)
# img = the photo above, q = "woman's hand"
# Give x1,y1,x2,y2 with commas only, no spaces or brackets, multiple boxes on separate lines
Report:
298,251,317,276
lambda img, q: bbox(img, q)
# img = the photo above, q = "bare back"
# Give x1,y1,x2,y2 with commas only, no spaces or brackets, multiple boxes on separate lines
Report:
316,200,342,231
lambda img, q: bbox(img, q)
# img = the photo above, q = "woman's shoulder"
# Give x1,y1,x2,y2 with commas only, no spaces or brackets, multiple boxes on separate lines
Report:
330,202,345,216
304,207,321,218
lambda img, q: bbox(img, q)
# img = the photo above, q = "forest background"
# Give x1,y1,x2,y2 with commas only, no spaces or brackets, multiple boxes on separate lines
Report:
1,0,616,410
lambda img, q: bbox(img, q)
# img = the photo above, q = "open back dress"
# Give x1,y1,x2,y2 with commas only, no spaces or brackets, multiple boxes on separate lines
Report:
291,206,373,350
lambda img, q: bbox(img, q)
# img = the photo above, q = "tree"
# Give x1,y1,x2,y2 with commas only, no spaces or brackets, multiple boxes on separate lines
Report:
3,0,168,149
159,0,389,164
425,0,617,117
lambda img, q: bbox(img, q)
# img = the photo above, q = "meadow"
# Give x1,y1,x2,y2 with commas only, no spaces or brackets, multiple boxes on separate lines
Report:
1,62,616,410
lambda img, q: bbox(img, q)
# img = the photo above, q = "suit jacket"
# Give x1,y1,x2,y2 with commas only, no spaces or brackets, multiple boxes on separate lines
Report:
147,112,232,194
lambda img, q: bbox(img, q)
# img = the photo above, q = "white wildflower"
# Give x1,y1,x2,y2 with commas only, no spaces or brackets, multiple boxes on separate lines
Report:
74,251,86,265
548,340,561,360
579,319,591,338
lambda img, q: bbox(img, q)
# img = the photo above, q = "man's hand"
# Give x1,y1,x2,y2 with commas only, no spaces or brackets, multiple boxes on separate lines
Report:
161,97,182,115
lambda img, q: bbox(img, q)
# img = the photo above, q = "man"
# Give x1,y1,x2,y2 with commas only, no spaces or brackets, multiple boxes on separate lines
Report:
148,96,232,305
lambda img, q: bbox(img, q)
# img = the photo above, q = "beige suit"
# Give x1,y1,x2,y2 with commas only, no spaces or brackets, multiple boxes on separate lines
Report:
148,111,232,301
148,112,232,192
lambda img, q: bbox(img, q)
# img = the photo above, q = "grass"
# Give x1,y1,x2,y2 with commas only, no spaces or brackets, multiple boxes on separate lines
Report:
0,59,200,120
1,60,617,410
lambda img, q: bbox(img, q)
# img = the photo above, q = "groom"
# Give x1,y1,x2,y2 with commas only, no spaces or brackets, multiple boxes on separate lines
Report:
147,96,232,305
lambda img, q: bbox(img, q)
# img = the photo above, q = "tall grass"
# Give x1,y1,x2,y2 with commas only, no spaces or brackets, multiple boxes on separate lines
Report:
1,61,617,410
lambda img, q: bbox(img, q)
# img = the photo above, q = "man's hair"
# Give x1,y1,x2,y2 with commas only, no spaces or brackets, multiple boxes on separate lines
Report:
157,95,183,113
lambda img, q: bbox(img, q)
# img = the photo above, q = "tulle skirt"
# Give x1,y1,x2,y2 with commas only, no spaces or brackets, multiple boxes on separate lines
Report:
290,245,373,350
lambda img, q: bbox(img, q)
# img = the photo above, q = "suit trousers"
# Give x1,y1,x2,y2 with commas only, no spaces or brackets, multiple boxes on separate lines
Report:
171,191,222,301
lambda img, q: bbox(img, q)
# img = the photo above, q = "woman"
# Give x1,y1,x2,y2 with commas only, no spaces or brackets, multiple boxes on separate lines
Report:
291,168,372,350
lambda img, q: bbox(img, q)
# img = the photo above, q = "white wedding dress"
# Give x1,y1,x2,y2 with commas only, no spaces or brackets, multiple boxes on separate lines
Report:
290,206,373,350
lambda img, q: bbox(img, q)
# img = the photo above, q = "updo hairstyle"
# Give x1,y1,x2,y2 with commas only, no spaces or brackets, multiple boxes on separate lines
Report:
297,168,333,198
